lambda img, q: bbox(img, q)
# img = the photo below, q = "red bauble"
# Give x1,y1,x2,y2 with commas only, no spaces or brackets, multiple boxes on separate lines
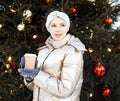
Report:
70,7,77,13
116,44,120,52
105,17,113,25
12,63,18,69
94,64,105,77
70,7,77,16
102,88,111,97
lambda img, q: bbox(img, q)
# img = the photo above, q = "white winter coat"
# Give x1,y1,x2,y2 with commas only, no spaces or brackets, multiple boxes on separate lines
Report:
24,34,86,101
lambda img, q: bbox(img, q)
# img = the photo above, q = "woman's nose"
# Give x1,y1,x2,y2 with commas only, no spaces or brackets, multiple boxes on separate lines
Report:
56,26,61,31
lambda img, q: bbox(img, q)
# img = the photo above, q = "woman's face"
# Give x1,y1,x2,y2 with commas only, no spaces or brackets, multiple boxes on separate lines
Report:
49,17,68,40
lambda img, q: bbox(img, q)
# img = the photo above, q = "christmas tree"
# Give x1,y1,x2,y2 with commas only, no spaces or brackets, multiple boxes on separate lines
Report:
0,0,120,101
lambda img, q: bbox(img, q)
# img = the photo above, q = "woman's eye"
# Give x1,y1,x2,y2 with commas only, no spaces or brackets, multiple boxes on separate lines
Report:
50,23,65,27
61,24,65,27
51,24,56,27
60,23,66,27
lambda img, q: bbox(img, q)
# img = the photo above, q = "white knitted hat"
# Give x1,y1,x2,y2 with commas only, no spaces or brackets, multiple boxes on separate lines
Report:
45,10,70,32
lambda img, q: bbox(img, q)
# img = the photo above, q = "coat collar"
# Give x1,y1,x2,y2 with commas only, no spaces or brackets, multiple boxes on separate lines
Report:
45,34,71,49
45,34,87,51
67,35,87,51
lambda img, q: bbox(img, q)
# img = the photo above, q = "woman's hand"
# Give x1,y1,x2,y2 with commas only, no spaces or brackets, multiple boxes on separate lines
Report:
18,56,39,81
18,68,39,81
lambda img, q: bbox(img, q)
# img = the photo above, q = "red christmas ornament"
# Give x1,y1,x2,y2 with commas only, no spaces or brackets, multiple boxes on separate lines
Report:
105,17,113,25
116,44,120,52
70,7,77,13
94,64,106,77
11,63,18,69
70,7,77,16
102,88,111,97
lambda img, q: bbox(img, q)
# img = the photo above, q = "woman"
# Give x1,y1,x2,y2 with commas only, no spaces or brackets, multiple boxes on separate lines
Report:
18,10,86,101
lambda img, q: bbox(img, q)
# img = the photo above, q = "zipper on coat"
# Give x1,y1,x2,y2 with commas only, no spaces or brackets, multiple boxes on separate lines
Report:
37,49,54,101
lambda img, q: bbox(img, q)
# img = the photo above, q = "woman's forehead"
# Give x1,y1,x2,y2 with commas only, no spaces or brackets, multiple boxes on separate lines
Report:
50,17,66,24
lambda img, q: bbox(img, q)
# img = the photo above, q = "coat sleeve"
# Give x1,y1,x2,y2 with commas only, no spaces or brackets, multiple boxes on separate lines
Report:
24,78,34,91
33,47,84,98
